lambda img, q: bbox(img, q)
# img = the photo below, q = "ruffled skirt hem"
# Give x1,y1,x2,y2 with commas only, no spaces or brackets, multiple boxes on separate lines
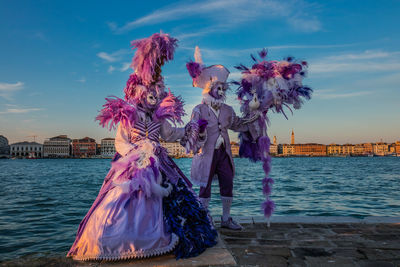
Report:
69,233,179,261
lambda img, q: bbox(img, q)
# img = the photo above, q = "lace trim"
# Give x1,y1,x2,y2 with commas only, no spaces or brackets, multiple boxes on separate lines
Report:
69,233,179,261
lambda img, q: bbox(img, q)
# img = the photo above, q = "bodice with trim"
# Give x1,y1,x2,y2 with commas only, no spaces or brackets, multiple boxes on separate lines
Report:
129,107,161,143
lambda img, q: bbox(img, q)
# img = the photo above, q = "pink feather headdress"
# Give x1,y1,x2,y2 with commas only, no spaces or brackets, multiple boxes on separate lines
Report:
124,32,178,103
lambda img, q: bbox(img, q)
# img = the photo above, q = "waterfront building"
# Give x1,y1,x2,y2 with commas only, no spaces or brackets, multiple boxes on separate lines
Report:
43,135,71,158
395,141,400,156
327,144,342,155
72,137,97,158
342,144,355,155
282,144,295,156
101,138,116,158
277,144,283,155
270,136,278,155
362,143,374,155
10,141,43,158
96,144,101,156
0,135,10,157
294,143,327,156
374,142,389,156
160,140,189,158
353,144,365,155
230,142,239,157
269,144,278,155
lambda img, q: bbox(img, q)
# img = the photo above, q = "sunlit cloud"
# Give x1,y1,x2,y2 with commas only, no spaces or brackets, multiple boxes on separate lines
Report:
120,62,131,72
0,81,24,100
309,50,400,74
109,0,322,34
0,108,43,114
97,49,130,62
314,90,373,99
108,65,115,73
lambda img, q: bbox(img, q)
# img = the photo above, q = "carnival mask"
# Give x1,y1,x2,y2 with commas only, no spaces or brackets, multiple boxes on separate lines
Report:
144,91,159,110
209,81,228,100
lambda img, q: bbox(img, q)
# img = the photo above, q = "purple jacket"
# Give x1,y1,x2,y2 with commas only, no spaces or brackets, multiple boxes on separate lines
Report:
189,103,248,186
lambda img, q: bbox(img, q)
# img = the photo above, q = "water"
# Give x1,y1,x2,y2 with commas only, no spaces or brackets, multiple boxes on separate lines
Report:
0,157,399,261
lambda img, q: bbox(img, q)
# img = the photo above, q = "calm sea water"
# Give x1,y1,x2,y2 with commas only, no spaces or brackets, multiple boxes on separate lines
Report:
0,157,399,260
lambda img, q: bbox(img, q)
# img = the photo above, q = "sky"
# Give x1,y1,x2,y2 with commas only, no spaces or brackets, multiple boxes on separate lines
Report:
0,0,399,145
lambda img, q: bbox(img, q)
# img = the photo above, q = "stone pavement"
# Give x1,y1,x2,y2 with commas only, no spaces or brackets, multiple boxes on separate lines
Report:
2,216,400,266
217,216,400,267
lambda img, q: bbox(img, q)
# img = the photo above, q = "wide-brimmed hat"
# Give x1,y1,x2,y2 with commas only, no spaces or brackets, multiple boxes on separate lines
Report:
186,46,230,92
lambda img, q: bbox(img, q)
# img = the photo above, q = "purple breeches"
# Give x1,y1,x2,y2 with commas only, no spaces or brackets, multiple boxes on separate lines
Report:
199,145,233,198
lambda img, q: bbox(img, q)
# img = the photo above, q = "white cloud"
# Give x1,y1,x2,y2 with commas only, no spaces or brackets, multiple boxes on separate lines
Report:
314,90,373,99
97,49,130,62
0,81,24,92
0,81,24,99
310,62,400,74
76,77,86,83
309,50,400,74
108,65,115,73
0,108,43,114
326,50,400,61
120,62,131,72
109,0,321,34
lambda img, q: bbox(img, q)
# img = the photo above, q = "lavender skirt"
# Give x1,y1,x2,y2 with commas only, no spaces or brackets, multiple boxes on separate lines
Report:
67,148,216,261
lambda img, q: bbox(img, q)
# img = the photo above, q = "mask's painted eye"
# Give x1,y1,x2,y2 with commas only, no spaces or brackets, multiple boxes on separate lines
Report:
218,86,222,90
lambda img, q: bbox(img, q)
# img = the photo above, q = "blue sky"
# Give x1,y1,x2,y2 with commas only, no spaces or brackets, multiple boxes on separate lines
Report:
1,0,399,145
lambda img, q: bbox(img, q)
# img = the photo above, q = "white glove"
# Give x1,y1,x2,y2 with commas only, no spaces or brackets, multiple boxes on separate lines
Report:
151,182,172,197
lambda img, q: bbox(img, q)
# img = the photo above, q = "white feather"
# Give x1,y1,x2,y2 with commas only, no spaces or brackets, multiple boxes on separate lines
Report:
194,46,203,65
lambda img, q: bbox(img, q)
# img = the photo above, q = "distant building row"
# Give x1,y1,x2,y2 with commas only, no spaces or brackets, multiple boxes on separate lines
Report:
270,142,400,157
5,135,116,158
2,133,399,159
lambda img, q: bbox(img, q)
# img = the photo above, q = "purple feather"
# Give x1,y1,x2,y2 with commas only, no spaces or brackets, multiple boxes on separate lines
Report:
262,177,274,195
262,199,275,218
198,119,208,133
131,32,178,86
124,73,142,101
186,61,202,78
95,96,136,130
155,89,185,125
262,159,271,176
258,48,268,59
258,136,271,158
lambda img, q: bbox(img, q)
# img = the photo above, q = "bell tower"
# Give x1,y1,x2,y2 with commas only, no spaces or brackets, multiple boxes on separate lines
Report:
291,129,295,145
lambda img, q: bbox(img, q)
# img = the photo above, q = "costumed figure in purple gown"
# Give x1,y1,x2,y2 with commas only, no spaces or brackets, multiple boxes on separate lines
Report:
233,49,313,226
185,47,258,230
67,33,217,261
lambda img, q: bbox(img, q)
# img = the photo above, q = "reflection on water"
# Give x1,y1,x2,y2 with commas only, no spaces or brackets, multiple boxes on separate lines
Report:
0,157,399,260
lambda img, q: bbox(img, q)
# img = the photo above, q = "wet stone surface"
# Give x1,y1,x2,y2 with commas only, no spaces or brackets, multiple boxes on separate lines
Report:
1,221,400,266
217,222,400,266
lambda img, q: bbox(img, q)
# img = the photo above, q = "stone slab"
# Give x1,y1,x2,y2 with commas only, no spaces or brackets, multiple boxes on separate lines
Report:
77,236,236,267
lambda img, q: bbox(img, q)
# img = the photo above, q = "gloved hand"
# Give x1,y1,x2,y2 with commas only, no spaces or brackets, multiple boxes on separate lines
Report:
243,112,260,124
151,181,172,197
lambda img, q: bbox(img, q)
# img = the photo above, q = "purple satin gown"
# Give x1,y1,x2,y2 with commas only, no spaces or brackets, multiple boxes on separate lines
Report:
67,117,186,260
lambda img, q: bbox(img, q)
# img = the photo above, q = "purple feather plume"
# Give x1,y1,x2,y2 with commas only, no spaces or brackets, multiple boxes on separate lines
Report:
131,32,178,86
262,199,275,218
155,89,185,124
262,177,274,195
95,96,136,130
186,61,202,78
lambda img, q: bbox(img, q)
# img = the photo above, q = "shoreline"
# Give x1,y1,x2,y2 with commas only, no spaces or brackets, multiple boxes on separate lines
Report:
3,155,400,159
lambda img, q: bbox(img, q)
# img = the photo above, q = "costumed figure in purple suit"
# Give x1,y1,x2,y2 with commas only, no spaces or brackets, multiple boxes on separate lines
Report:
185,47,258,230
67,33,217,261
233,49,313,226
